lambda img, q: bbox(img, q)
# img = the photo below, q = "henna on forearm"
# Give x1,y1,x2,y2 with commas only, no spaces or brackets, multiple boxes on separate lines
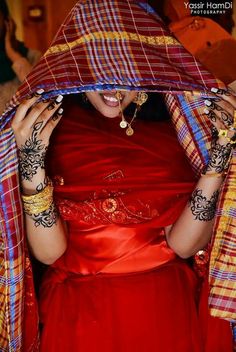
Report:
36,177,49,193
30,203,58,228
189,189,219,221
18,121,47,182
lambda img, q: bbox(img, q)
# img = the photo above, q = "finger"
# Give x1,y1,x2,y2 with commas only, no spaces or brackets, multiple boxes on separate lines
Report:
204,108,236,146
204,99,233,127
12,89,45,124
204,108,225,130
210,87,236,109
22,95,63,128
29,95,63,133
41,108,64,140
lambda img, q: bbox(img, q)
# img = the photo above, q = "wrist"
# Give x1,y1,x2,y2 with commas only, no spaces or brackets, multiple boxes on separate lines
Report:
21,171,47,195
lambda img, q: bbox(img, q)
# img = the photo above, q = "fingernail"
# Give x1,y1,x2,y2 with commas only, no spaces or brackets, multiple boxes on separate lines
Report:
57,108,63,115
35,88,45,95
52,108,63,121
55,95,63,103
204,108,210,115
210,88,219,93
204,99,212,107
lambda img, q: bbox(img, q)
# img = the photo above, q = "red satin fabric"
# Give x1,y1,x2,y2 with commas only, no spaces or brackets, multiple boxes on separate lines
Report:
39,99,233,351
40,260,201,352
47,99,195,275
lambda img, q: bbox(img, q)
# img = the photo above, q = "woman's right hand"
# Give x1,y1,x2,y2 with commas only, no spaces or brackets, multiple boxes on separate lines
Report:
11,91,63,191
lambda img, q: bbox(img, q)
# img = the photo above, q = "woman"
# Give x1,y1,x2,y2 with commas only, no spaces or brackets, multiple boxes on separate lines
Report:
0,0,41,114
1,1,236,351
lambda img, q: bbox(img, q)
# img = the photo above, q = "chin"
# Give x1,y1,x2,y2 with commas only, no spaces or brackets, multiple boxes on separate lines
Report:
100,107,120,119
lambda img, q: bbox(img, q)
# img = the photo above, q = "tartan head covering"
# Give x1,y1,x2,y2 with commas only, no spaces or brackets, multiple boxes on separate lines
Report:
0,1,235,350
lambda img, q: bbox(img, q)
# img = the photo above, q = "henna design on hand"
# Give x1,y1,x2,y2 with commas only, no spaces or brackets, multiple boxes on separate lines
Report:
205,99,223,111
204,142,232,174
221,111,233,127
189,189,219,221
205,109,217,122
18,121,47,181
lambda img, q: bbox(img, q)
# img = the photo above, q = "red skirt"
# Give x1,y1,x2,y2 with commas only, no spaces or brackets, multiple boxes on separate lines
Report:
39,260,233,352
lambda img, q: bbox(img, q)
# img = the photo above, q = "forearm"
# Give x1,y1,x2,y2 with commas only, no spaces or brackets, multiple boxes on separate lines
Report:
166,130,233,258
22,171,67,265
14,92,65,264
166,174,222,258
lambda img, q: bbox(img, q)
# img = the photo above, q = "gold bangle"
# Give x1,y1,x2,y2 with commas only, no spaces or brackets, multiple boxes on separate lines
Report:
22,183,54,215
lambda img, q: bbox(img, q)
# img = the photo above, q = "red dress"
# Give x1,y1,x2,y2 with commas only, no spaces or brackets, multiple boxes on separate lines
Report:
39,101,233,351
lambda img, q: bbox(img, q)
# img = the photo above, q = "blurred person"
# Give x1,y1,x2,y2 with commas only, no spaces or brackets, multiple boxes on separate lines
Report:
163,0,236,85
189,0,235,34
0,0,41,114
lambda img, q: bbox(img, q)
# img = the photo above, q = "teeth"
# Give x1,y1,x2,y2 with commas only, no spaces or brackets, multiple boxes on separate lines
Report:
103,95,119,103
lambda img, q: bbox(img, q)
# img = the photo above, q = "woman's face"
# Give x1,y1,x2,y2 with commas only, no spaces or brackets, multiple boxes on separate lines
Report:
85,90,138,118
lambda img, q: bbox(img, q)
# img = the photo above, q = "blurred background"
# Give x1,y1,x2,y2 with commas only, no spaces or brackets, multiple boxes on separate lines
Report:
7,0,78,52
7,0,236,53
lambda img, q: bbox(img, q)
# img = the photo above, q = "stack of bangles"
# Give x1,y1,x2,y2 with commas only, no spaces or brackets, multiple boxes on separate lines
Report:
21,182,54,216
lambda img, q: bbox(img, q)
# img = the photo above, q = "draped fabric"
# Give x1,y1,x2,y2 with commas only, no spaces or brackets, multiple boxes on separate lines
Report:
40,98,233,352
47,99,195,275
0,0,235,350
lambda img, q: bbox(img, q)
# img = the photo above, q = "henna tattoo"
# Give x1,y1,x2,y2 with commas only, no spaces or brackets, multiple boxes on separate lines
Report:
209,100,223,111
205,96,234,127
24,179,58,228
205,109,217,122
221,111,233,127
215,88,232,96
18,122,47,181
48,96,63,111
36,177,49,193
204,142,232,174
211,126,218,139
189,189,219,221
26,89,44,100
32,203,58,228
52,107,63,121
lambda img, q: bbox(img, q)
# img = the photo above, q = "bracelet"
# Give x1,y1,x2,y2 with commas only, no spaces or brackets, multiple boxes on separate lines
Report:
22,183,54,215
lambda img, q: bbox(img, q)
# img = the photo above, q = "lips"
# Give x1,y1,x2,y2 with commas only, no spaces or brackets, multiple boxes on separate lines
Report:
100,92,124,107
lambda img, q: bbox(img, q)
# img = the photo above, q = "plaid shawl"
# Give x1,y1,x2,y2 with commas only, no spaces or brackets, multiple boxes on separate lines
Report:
0,0,235,350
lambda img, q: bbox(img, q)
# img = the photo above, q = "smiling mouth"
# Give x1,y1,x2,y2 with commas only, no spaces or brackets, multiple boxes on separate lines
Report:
100,92,124,107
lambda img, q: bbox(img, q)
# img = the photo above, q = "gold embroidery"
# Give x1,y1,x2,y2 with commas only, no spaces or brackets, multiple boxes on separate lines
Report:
45,32,179,55
102,198,118,213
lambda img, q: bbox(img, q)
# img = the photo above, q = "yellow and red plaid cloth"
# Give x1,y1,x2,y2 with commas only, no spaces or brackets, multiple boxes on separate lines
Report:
0,1,235,350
